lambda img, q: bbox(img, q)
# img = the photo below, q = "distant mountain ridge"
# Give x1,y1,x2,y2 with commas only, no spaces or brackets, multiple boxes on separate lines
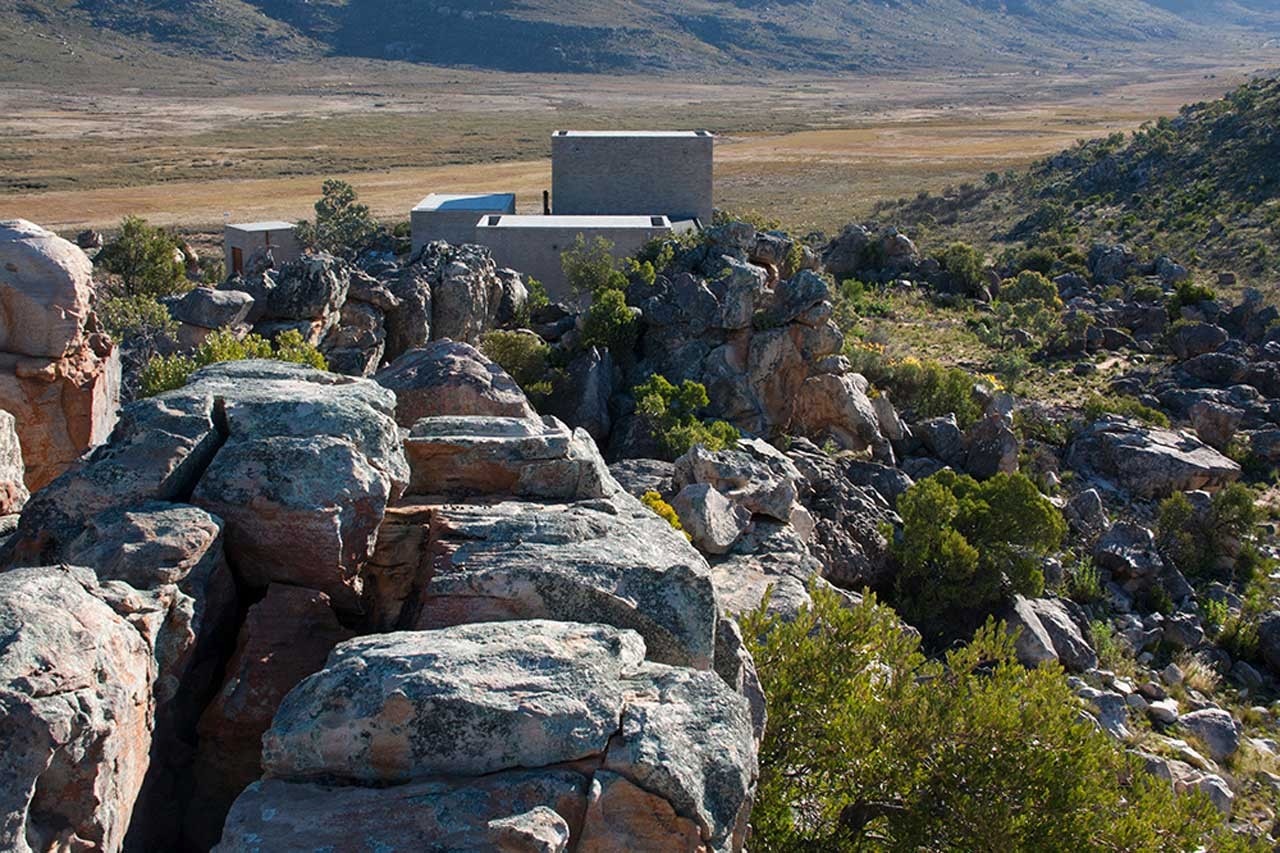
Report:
6,0,1280,73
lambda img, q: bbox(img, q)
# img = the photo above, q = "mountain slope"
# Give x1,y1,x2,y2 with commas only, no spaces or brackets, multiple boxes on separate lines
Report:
4,0,1279,74
879,75,1280,283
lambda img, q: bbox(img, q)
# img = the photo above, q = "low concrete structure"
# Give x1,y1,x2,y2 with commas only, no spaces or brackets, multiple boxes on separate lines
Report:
552,131,714,224
475,214,674,300
411,193,517,253
224,222,302,276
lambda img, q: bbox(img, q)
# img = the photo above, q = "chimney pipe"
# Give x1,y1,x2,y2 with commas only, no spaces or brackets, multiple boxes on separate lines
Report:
543,190,551,216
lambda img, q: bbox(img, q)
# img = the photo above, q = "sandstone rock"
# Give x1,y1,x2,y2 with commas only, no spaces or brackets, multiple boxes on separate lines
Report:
963,413,1019,479
217,772,587,853
189,585,354,849
1179,708,1240,762
384,264,433,362
403,416,615,501
1028,597,1097,672
608,458,675,499
0,219,93,358
0,566,155,853
169,287,254,330
0,410,27,515
374,495,719,669
915,414,966,467
376,340,536,426
672,483,752,555
791,372,890,457
1142,753,1234,815
579,771,703,852
544,346,613,442
411,242,526,344
1095,522,1164,581
1189,400,1243,451
1064,488,1108,539
254,253,349,326
1168,322,1228,361
1258,611,1280,677
321,299,386,377
1007,596,1058,668
1067,418,1240,499
708,520,824,620
674,439,801,522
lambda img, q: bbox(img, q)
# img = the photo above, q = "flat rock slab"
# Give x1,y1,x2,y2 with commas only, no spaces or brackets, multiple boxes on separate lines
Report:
1067,417,1240,499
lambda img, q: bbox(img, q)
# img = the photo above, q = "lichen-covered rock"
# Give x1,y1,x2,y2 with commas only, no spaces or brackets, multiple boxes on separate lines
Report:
0,219,93,358
168,287,255,331
0,566,155,853
404,415,616,501
579,771,703,852
1067,418,1240,498
791,372,891,458
376,340,536,426
0,410,27,515
217,772,586,853
369,494,719,669
408,242,527,344
672,483,752,555
674,438,801,522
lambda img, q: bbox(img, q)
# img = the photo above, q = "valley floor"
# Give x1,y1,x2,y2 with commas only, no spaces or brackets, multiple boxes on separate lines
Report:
1,48,1276,236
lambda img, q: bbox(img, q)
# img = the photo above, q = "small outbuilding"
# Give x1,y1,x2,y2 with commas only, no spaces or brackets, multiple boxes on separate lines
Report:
474,214,675,300
223,221,302,276
411,193,517,253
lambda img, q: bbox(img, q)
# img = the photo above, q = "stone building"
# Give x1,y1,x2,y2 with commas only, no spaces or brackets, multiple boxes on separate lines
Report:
224,221,302,276
411,193,516,253
475,214,675,299
551,130,714,224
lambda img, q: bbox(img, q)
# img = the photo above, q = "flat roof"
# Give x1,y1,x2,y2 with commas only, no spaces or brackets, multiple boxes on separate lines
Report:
553,130,712,138
227,221,296,232
477,215,671,229
413,193,516,212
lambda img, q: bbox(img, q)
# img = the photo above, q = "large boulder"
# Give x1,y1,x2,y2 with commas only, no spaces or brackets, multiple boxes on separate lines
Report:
672,482,753,555
674,438,801,522
0,566,155,853
1067,418,1240,499
410,242,527,344
0,410,27,516
366,494,719,669
168,287,254,331
0,219,93,358
1006,596,1097,673
402,416,616,501
4,360,407,615
247,620,755,852
791,372,891,458
376,340,536,426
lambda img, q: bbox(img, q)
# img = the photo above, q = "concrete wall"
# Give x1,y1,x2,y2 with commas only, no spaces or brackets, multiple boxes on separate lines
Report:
475,217,673,301
552,132,713,223
412,206,512,253
224,225,302,276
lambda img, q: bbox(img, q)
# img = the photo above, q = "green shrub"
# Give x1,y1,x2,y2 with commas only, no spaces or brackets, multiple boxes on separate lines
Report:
580,289,638,353
525,276,550,312
634,374,739,459
295,179,379,257
95,216,191,298
879,357,984,428
97,293,178,344
1082,394,1171,428
1064,554,1104,604
990,270,1064,345
562,235,628,297
1166,279,1218,319
742,585,1229,851
641,490,689,541
936,241,986,296
1157,484,1260,581
892,469,1066,638
139,329,326,397
479,330,551,392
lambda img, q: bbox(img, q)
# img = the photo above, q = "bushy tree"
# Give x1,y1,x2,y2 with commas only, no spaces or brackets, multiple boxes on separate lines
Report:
561,235,627,297
296,179,379,257
634,374,739,458
742,585,1235,851
97,292,178,348
936,241,986,296
479,330,551,397
1157,483,1260,582
96,216,190,298
892,469,1066,638
989,269,1064,345
580,288,638,353
139,329,326,397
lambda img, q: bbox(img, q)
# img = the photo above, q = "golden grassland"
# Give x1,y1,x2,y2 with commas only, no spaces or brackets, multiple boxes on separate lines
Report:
0,49,1275,237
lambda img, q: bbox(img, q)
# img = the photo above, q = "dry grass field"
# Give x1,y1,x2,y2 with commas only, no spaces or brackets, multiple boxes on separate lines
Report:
0,49,1275,238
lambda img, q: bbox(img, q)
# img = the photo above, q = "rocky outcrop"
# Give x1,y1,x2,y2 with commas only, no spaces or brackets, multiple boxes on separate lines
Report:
0,410,27,516
0,220,121,491
234,620,755,852
376,340,536,426
408,241,527,345
1067,417,1240,499
0,566,155,853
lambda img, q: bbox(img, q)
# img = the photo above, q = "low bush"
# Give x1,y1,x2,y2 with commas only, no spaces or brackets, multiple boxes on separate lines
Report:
562,235,628,297
580,289,638,353
891,469,1066,639
742,585,1231,851
876,357,984,428
480,330,551,393
1157,484,1260,582
1082,394,1171,428
935,241,986,296
97,293,178,345
139,329,326,397
634,374,739,459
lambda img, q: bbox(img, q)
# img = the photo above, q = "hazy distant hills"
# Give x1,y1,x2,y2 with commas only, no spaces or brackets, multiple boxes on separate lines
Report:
7,0,1280,74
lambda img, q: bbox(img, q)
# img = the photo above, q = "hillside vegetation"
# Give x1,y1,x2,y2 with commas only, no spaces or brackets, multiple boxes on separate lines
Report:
4,0,1280,74
882,75,1280,285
